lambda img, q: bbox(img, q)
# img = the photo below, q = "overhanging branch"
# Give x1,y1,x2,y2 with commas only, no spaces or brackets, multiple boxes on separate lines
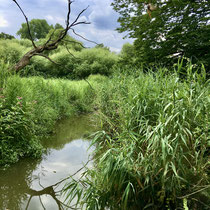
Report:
12,0,99,73
12,0,37,48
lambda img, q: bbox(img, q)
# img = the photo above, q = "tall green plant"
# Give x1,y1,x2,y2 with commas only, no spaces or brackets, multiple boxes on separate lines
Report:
63,64,209,209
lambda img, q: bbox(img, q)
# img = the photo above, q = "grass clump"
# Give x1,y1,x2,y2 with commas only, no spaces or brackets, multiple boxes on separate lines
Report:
63,64,209,209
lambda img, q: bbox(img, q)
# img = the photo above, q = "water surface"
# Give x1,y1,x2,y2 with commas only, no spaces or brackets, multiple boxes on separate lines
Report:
0,115,98,210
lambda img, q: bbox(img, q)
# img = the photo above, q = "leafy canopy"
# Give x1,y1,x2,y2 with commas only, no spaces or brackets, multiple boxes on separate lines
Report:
0,32,15,40
17,19,53,40
112,0,210,68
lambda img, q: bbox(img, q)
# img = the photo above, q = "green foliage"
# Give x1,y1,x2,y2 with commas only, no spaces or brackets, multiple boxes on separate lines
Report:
0,32,15,40
16,39,33,48
119,42,136,66
0,61,10,89
0,39,29,64
0,96,42,166
63,64,210,209
17,19,53,40
25,47,118,79
0,61,104,167
0,38,117,79
73,48,118,79
112,0,210,69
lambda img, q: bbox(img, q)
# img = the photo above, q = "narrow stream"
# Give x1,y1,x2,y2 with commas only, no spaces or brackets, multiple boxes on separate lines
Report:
0,115,98,210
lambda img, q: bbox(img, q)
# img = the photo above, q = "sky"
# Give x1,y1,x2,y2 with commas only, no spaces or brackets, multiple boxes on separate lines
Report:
0,0,133,52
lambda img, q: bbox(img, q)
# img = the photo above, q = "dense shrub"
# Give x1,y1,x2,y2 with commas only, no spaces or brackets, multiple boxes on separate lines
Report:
0,39,118,79
118,42,137,67
0,40,28,64
0,96,42,166
73,48,118,79
26,47,118,79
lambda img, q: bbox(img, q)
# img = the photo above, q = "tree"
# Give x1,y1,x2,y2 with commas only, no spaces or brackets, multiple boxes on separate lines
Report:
46,28,84,51
112,0,210,69
0,32,15,40
119,43,136,66
17,19,53,40
54,23,64,30
11,0,91,72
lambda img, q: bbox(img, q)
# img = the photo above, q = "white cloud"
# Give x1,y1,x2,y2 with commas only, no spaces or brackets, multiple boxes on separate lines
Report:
0,0,133,51
0,0,10,5
0,15,9,27
45,15,54,21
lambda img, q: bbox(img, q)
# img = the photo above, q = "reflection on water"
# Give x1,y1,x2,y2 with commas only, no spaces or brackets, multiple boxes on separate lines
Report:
0,115,98,210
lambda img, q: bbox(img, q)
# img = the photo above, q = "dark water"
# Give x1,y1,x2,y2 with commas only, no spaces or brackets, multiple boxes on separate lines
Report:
0,115,98,210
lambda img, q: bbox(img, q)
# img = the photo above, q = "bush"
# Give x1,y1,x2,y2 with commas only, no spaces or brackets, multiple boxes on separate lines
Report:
0,40,29,64
0,38,118,79
0,96,42,166
73,48,118,79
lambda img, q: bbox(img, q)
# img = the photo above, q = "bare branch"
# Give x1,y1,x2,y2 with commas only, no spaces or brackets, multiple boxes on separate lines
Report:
12,0,99,73
12,0,37,48
62,39,86,48
64,43,80,59
66,0,73,28
25,195,32,210
72,21,91,27
39,196,46,210
71,28,99,45
34,53,62,66
69,5,89,28
44,28,56,47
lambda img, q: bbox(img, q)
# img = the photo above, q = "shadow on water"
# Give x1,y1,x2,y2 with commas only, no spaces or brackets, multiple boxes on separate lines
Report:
0,114,99,210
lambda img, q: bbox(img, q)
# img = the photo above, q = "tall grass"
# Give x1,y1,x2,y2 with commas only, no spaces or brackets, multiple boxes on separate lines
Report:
0,60,106,166
63,64,209,209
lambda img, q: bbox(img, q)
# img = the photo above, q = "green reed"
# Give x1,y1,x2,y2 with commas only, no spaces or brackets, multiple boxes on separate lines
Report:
63,64,209,209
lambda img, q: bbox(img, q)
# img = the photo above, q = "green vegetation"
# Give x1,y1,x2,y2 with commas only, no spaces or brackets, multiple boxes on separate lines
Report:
17,19,53,40
63,63,209,209
0,61,106,166
0,38,118,79
112,0,210,69
0,32,15,40
0,2,209,208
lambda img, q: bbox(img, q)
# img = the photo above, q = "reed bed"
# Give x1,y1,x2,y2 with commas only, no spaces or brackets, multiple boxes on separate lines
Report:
64,65,209,209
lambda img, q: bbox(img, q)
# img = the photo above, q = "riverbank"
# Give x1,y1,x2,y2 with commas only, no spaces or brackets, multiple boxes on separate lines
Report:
64,67,210,209
0,67,106,166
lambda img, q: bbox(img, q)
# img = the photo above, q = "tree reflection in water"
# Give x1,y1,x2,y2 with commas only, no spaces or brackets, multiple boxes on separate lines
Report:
0,115,97,209
25,160,90,210
0,157,41,210
0,157,90,210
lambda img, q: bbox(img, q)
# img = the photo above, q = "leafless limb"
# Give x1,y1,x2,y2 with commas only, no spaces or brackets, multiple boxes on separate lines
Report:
44,28,56,47
23,159,93,210
12,0,96,72
64,43,79,59
71,28,99,45
53,158,93,189
34,53,62,66
39,196,46,210
61,39,86,49
12,0,37,48
25,195,32,210
69,6,90,28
